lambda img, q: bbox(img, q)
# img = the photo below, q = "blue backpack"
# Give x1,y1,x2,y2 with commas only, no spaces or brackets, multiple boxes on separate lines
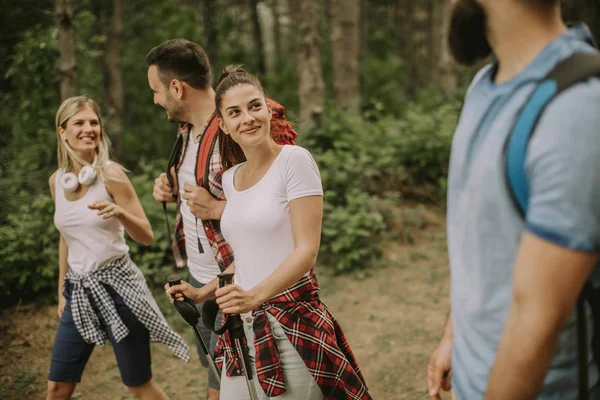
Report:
505,52,600,399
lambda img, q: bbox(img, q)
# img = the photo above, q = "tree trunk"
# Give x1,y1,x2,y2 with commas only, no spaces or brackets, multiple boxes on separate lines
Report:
103,0,124,160
55,0,77,101
359,0,368,94
203,0,219,79
250,0,267,76
329,0,360,112
409,1,430,95
289,0,324,131
436,0,458,93
271,0,283,67
397,0,416,96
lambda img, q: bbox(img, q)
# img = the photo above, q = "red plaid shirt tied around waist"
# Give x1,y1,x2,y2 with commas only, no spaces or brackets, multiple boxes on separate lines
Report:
214,271,372,399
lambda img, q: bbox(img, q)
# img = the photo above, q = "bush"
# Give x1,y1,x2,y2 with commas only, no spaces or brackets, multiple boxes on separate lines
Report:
0,195,59,305
127,159,180,287
303,96,459,274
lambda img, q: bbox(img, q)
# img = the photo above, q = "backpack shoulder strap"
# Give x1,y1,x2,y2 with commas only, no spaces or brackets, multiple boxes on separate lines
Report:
505,52,600,217
196,113,219,188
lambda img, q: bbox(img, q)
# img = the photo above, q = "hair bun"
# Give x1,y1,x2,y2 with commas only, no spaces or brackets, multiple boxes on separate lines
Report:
216,64,248,86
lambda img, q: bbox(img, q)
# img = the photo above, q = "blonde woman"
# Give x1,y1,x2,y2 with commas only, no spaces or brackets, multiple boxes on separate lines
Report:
46,96,188,400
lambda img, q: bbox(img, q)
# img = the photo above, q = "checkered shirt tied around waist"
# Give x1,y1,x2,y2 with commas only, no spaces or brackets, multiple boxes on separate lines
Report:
65,254,190,362
171,116,234,272
214,271,372,400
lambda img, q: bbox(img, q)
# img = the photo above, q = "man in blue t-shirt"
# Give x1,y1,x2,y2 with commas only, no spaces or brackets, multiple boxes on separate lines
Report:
427,1,600,399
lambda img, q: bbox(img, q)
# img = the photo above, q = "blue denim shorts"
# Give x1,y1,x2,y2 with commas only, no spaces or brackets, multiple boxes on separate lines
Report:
48,283,152,387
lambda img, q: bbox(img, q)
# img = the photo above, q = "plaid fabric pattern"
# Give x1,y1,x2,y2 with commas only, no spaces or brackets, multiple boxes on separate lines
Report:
172,117,234,272
65,254,190,361
214,271,371,399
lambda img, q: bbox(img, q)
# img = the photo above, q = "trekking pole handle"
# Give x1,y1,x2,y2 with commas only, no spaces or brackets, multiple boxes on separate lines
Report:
167,274,184,301
218,272,235,288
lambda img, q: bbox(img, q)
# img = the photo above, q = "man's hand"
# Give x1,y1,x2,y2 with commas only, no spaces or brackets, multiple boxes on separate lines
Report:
153,167,178,203
165,280,199,304
181,182,225,220
57,294,66,319
427,336,453,400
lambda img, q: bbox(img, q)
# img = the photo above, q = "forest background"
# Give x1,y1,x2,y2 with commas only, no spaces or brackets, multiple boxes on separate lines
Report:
1,1,600,397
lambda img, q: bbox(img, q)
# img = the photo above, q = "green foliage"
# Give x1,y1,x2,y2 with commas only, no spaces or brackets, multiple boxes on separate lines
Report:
361,55,407,118
377,88,461,197
0,196,58,305
320,189,386,273
304,95,459,274
0,0,466,304
120,0,201,166
0,369,38,399
304,108,393,274
127,159,179,286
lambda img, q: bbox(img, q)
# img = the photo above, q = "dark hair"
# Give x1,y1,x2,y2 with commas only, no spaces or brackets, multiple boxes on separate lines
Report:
215,65,266,169
145,39,212,90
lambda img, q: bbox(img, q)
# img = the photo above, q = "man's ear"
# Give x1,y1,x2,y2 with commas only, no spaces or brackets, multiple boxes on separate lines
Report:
170,79,184,100
217,117,229,135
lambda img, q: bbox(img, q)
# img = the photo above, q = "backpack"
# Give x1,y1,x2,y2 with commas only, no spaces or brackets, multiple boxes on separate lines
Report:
505,52,600,399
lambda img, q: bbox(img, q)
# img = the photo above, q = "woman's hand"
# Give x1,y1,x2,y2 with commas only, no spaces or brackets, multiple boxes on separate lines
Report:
57,294,66,319
164,280,198,304
88,200,124,219
215,284,263,315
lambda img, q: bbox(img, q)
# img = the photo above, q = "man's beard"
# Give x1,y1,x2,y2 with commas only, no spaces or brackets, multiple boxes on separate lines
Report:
448,0,492,66
163,98,187,124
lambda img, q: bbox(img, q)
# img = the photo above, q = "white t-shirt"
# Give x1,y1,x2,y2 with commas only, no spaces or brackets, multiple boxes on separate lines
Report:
178,132,222,283
54,165,129,276
221,145,323,291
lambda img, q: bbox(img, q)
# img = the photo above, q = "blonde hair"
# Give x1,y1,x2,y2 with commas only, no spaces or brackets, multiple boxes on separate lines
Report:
55,95,125,183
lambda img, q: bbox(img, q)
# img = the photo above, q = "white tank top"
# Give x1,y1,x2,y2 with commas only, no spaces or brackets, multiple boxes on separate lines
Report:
53,166,129,276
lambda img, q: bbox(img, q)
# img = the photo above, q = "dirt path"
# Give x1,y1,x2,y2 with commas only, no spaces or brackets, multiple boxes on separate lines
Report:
0,209,451,400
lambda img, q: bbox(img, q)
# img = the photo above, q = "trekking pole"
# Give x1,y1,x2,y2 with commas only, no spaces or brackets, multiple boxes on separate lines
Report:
218,273,259,400
167,274,221,385
201,273,259,400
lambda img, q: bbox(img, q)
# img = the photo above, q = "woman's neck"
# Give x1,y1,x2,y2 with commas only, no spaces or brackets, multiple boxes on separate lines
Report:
74,150,96,170
242,140,282,172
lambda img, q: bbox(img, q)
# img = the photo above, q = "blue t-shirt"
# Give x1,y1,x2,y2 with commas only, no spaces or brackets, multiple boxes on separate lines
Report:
448,24,600,400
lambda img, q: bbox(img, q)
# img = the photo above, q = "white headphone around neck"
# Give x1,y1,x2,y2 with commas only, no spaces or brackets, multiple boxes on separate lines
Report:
60,157,98,192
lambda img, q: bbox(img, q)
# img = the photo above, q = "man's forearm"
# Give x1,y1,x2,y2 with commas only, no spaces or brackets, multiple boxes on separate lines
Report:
210,200,226,220
486,306,561,400
443,311,453,339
